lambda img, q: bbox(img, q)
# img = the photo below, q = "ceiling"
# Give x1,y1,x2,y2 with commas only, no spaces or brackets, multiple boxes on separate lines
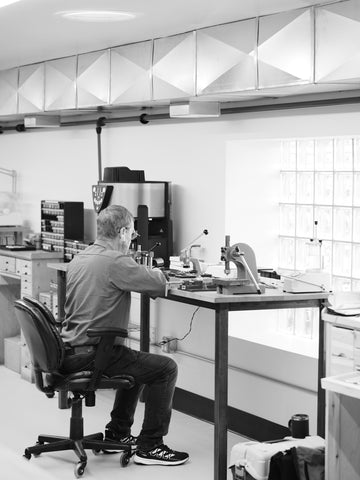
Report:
0,0,336,72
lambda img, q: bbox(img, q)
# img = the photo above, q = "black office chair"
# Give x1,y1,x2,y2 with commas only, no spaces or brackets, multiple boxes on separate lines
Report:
14,297,136,478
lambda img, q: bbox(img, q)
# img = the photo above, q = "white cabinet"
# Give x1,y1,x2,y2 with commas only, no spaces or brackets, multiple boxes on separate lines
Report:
324,311,360,376
0,250,62,381
322,372,360,480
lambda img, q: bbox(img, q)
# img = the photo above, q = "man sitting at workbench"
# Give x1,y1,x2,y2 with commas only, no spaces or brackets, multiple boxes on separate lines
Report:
60,204,189,466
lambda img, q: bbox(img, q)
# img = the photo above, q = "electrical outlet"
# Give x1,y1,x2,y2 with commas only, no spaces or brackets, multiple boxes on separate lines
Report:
161,336,177,353
128,324,156,344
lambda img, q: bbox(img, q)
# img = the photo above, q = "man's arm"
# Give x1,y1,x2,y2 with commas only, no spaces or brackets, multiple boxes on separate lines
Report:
110,255,166,298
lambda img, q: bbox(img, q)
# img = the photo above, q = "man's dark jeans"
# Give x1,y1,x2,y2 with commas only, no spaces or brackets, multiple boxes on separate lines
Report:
62,345,178,451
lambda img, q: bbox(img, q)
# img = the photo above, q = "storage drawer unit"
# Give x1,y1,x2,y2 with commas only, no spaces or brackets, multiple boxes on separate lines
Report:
0,255,16,274
41,200,84,260
0,250,62,381
16,258,32,276
324,312,360,376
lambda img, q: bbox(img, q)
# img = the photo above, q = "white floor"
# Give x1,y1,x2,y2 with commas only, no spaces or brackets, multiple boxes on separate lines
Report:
0,366,246,480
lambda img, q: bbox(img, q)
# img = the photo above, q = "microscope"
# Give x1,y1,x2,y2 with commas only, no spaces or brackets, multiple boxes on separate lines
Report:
214,235,265,295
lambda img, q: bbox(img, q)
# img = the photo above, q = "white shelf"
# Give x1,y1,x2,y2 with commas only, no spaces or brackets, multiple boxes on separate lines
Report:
321,371,360,400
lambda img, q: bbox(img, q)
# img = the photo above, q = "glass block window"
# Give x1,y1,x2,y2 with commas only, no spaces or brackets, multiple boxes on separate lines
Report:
280,137,360,289
279,137,360,339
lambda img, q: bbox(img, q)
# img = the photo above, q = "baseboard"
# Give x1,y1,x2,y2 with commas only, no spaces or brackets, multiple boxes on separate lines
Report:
173,387,289,442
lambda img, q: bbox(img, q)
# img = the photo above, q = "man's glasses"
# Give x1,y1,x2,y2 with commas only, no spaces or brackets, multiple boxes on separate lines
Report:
125,227,140,241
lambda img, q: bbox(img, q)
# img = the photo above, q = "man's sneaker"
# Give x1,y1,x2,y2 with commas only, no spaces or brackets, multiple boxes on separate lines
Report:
104,429,137,453
134,444,189,466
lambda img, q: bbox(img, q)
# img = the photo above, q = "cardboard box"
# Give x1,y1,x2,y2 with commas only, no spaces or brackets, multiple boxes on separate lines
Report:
4,335,21,373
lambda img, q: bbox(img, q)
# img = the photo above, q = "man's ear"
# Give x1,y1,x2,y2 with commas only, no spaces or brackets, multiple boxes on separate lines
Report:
118,226,126,239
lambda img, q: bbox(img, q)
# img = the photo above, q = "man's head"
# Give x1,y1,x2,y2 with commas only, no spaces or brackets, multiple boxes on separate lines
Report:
97,205,135,252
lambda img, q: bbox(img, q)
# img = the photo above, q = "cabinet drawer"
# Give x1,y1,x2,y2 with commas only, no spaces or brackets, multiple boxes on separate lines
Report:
21,364,34,383
21,342,31,365
331,326,354,360
329,354,354,376
16,259,32,276
0,255,16,273
21,282,33,296
21,276,32,287
20,274,32,287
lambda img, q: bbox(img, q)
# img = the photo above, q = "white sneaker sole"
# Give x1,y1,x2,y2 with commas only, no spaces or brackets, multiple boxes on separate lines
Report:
103,441,137,454
134,454,189,466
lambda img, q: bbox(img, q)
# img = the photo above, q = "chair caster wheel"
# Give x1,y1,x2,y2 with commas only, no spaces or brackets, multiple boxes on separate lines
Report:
92,448,101,455
74,461,86,478
23,449,31,460
33,441,43,456
120,451,131,467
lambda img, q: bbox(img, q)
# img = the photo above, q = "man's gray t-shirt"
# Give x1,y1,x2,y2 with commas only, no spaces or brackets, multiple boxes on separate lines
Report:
61,240,166,347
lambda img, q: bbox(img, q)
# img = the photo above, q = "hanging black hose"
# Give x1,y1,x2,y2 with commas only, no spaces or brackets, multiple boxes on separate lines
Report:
96,117,106,182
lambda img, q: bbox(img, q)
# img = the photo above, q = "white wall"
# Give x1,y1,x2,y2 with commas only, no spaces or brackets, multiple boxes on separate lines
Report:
0,119,226,259
225,139,281,267
2,102,360,432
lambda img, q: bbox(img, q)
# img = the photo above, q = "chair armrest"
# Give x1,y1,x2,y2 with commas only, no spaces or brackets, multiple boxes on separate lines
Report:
86,327,128,339
85,327,128,391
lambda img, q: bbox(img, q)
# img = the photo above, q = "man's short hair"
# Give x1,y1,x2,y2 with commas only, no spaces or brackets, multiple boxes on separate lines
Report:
97,205,133,240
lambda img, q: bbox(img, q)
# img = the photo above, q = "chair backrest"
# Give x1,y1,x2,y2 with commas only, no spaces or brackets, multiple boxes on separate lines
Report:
22,295,58,326
14,299,64,373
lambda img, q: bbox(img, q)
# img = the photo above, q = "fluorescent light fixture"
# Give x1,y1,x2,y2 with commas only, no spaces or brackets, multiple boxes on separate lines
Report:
0,0,21,8
169,102,221,119
57,10,137,22
24,116,60,128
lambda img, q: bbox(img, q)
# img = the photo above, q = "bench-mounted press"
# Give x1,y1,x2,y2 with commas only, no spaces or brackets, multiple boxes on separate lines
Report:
214,235,265,295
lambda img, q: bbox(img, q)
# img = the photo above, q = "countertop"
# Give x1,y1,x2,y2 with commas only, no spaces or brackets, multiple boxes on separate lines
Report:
0,248,63,261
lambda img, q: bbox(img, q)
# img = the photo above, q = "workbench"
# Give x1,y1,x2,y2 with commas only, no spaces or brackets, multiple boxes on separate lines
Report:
47,262,329,480
165,288,329,480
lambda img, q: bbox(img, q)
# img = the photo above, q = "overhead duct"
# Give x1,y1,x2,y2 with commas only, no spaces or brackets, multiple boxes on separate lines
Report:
0,0,359,121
